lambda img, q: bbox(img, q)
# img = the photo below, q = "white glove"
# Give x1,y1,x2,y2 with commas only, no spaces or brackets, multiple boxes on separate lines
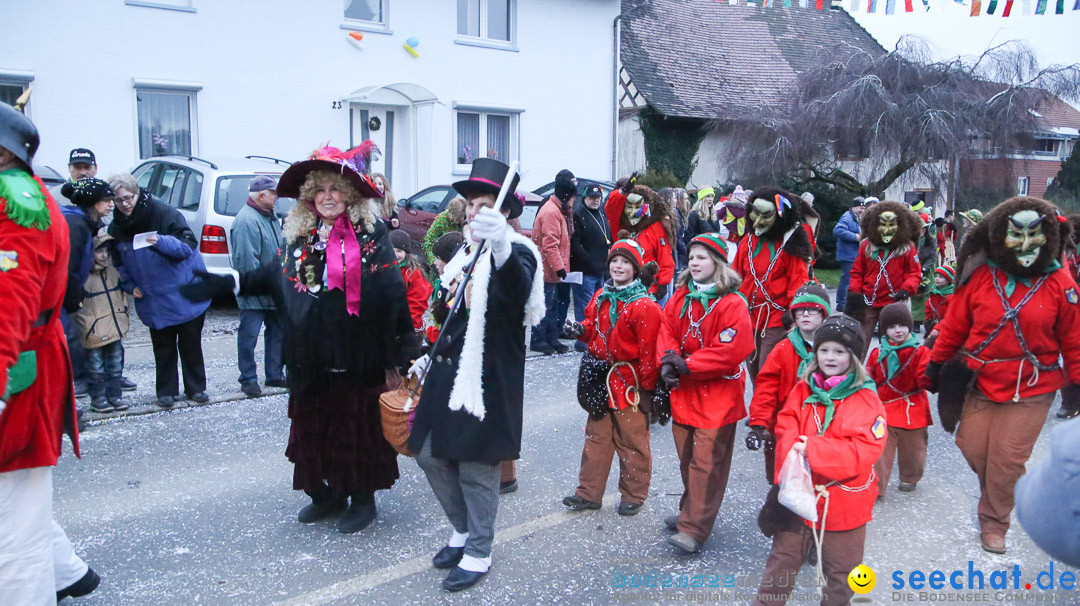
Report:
407,354,431,380
469,206,511,268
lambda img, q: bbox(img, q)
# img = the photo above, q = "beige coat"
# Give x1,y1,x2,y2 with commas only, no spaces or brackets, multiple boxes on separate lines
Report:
74,263,130,349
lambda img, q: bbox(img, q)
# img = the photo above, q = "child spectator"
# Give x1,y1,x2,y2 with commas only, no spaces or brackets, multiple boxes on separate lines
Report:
658,233,754,554
923,265,954,339
73,231,130,413
562,239,662,516
753,314,886,606
746,282,830,484
423,231,465,345
390,230,432,331
867,303,931,498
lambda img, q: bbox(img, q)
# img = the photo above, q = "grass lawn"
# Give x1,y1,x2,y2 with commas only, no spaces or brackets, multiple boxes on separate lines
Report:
814,268,840,289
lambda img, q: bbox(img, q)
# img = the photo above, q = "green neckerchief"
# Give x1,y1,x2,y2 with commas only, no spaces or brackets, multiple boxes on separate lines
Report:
0,169,50,230
680,280,720,318
986,258,1062,297
868,243,894,262
596,279,650,328
878,334,920,379
752,236,777,259
803,372,876,435
787,330,814,376
396,258,409,269
928,282,954,297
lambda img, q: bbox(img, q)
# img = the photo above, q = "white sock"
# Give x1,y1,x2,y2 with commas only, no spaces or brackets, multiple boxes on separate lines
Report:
458,554,491,573
448,531,469,548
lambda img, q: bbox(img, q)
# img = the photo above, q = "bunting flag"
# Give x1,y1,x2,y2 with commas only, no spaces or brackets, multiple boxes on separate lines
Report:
1003,0,1015,13
868,0,877,11
886,0,895,12
816,0,824,8
1056,0,1064,12
905,0,914,11
971,0,982,13
763,0,772,8
987,0,998,12
784,0,792,7
1035,0,1046,13
713,0,1074,15
1022,0,1032,14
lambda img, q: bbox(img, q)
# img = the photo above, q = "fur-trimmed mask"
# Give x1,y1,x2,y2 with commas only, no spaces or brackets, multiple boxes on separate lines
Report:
860,201,921,251
619,185,666,234
983,197,1068,278
746,186,803,241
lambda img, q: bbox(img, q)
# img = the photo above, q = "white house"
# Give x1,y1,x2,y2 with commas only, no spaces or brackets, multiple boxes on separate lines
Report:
0,0,620,195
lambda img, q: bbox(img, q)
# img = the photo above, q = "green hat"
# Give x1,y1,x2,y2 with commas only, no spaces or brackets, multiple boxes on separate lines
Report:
960,209,983,224
790,282,831,316
689,232,729,260
696,187,715,200
935,265,956,283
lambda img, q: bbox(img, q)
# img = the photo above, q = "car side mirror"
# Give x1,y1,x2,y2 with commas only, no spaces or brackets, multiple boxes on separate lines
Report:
404,201,414,211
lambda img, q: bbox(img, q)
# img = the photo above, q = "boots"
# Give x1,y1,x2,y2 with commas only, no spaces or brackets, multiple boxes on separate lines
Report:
297,495,347,523
338,491,378,534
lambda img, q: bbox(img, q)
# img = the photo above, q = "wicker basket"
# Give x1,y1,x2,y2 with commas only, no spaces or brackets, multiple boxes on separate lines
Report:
380,373,419,457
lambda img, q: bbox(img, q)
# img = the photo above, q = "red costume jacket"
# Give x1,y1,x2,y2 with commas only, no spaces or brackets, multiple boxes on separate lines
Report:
747,335,809,431
0,176,79,473
400,266,432,330
733,234,809,331
578,289,664,410
849,241,922,308
931,264,1080,403
867,344,932,429
924,292,952,328
774,382,886,531
658,288,754,429
604,189,675,293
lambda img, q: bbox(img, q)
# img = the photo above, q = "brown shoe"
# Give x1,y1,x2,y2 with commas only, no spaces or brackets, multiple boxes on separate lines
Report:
981,533,1006,554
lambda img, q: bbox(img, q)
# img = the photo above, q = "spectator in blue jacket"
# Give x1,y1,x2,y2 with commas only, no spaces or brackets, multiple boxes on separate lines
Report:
107,174,211,408
831,197,866,311
230,175,286,397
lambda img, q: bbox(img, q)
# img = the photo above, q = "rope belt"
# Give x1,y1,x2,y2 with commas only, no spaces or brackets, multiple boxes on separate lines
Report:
881,393,919,426
606,361,641,412
809,471,876,591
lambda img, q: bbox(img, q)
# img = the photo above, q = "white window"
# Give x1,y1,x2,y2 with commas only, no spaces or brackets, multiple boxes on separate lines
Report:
454,108,519,172
344,0,386,25
457,0,513,44
1017,176,1030,196
135,85,199,159
0,81,28,109
125,0,195,13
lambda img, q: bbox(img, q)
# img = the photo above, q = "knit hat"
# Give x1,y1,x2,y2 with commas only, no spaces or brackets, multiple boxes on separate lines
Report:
61,177,114,208
878,302,914,332
554,170,576,203
851,196,866,208
688,233,729,261
789,282,831,316
960,209,983,224
814,314,866,361
389,229,411,252
697,187,715,200
432,231,464,263
608,238,645,272
935,265,956,284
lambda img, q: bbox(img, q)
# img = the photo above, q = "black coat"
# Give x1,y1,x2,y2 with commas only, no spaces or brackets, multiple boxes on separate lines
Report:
570,204,612,277
686,209,720,240
61,206,99,313
408,242,537,462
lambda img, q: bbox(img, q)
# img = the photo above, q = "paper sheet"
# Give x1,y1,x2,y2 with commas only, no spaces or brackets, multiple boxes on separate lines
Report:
133,231,158,250
563,271,584,285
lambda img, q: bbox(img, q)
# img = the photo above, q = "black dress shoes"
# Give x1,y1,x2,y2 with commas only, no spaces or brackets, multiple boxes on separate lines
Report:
432,545,465,569
443,566,486,592
57,567,101,601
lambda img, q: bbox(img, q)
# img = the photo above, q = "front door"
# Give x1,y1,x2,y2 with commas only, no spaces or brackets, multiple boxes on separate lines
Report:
350,104,396,185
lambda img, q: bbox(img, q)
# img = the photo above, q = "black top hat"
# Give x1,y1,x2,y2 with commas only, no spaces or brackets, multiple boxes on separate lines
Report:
452,158,522,219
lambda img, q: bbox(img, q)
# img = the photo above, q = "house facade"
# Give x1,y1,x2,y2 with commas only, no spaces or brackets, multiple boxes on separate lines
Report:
0,0,620,195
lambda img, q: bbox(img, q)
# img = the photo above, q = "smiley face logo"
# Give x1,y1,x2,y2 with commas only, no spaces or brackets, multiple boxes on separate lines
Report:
848,564,876,594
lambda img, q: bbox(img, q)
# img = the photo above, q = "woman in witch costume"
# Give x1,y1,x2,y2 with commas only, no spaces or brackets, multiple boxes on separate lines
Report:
927,195,1080,555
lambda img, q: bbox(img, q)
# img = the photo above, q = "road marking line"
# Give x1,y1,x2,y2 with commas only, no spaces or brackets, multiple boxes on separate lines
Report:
275,495,616,605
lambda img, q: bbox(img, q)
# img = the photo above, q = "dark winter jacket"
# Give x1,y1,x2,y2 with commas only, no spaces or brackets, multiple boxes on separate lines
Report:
570,203,612,277
833,210,861,263
61,205,98,313
408,242,538,462
686,209,720,241
108,190,210,330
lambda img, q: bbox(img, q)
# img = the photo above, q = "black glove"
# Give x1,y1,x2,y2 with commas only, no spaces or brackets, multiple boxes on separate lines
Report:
637,390,656,424
925,361,942,394
179,270,235,302
621,171,640,194
893,289,910,301
661,363,681,390
843,295,863,317
661,352,690,376
745,425,773,451
556,269,567,280
562,320,585,338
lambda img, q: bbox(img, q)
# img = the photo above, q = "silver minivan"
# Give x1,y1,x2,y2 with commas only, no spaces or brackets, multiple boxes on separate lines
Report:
130,155,294,277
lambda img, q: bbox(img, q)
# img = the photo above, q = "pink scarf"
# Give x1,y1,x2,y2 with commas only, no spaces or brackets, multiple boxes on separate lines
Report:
324,213,364,316
813,372,848,390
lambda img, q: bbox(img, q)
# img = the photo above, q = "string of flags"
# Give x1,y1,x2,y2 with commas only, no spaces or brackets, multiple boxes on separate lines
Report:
724,0,1078,13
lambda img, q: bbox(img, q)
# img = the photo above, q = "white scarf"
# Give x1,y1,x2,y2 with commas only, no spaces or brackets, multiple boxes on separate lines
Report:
438,232,544,420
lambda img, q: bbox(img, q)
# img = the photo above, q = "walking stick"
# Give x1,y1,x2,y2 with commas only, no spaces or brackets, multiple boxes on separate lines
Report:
405,160,520,410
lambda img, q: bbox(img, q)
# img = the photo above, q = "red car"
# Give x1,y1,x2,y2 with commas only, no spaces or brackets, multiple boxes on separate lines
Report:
397,185,542,246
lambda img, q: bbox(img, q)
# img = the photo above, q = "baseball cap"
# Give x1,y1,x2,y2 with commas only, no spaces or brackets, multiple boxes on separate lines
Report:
584,184,603,198
68,148,95,165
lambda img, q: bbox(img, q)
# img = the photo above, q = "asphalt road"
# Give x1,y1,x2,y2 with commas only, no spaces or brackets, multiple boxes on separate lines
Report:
54,316,1080,605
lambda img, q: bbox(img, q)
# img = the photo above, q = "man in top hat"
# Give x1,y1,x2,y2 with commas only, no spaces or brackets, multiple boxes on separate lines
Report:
0,101,99,602
230,175,286,397
408,158,545,592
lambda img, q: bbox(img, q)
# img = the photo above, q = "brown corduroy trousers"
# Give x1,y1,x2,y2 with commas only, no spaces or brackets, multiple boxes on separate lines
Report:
753,524,867,606
874,425,928,494
671,421,736,543
575,407,652,505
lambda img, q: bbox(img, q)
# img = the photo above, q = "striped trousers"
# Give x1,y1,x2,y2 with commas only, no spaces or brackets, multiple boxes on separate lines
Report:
416,436,502,560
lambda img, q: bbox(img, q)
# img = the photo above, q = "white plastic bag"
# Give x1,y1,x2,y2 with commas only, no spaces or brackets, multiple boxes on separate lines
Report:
777,446,818,522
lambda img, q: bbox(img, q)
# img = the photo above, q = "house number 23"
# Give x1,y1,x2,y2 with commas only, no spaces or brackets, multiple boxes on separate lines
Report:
331,101,343,109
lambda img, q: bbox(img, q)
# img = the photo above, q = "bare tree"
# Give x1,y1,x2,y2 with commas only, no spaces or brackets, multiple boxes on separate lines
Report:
717,37,1080,197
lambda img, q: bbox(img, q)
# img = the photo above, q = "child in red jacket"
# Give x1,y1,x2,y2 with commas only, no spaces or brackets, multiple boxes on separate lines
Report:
658,233,755,554
562,240,663,516
746,282,830,484
753,314,886,606
390,230,432,331
867,303,931,498
923,265,954,338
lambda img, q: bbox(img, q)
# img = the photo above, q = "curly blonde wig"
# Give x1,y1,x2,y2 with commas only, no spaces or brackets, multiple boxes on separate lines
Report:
283,171,376,244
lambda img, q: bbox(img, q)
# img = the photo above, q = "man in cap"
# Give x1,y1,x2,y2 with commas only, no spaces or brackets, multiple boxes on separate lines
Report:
569,183,612,352
230,175,286,396
0,100,100,602
50,148,98,206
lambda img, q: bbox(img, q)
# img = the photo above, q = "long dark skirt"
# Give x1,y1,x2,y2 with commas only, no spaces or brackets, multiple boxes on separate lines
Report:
286,373,399,494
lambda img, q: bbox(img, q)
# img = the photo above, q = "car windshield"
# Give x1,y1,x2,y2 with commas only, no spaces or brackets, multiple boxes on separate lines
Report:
215,174,293,217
